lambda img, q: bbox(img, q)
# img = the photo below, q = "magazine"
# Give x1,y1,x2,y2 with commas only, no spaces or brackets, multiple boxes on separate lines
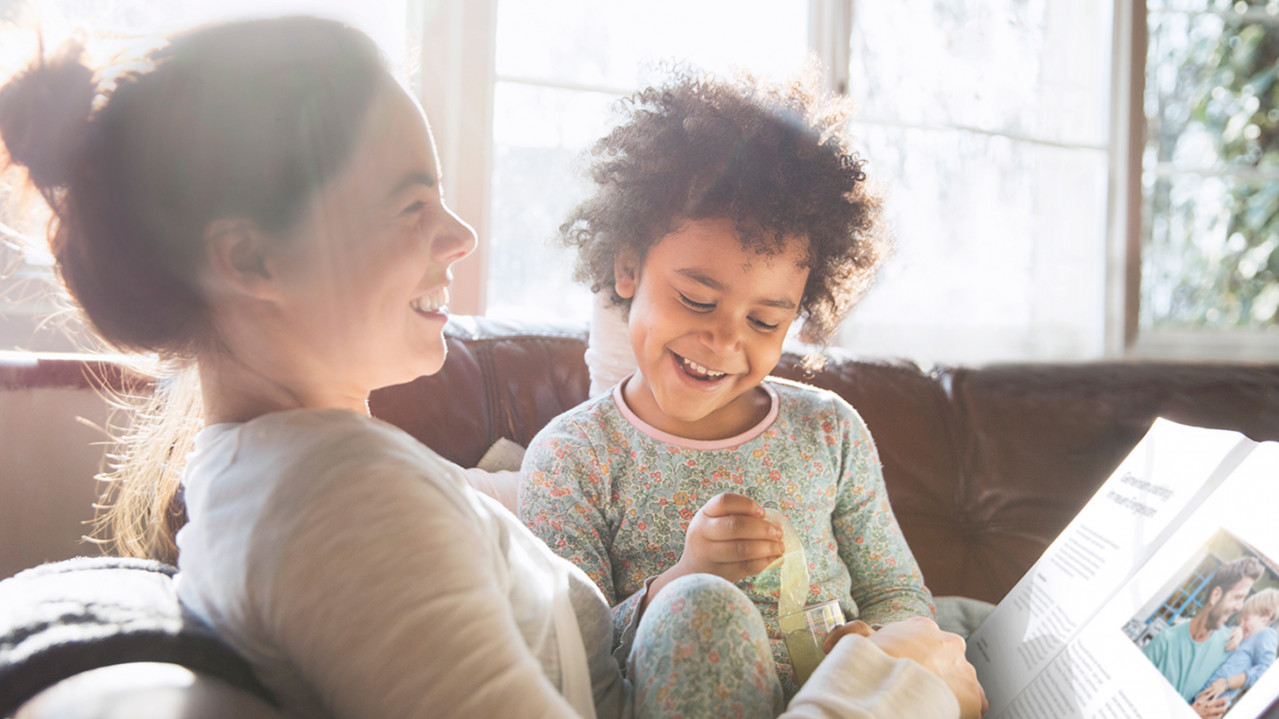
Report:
965,418,1279,719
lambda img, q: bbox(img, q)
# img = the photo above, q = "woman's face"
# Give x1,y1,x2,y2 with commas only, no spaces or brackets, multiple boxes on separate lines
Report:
268,78,476,399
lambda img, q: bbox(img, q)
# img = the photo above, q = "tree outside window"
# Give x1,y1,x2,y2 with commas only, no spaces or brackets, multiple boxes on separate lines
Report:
1143,0,1279,335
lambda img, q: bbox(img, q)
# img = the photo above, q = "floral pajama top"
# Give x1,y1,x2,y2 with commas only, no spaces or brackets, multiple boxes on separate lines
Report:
519,376,934,695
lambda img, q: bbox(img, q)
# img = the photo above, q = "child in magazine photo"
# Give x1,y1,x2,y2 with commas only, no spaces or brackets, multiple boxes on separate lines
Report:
1197,588,1279,710
1128,535,1279,718
518,66,981,714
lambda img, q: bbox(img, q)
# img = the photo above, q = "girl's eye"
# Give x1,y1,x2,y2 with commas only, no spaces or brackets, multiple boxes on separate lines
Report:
402,201,427,216
678,293,714,311
749,317,781,332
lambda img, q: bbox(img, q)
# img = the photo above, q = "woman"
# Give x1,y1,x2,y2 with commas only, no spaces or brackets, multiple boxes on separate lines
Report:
0,15,984,719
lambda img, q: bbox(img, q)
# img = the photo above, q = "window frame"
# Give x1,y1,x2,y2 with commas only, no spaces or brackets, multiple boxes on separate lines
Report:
1120,0,1279,360
3,0,1275,361
428,0,1175,359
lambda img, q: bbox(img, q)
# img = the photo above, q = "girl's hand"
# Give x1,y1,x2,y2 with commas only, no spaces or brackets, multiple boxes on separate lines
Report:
821,619,877,653
675,492,784,583
642,493,782,608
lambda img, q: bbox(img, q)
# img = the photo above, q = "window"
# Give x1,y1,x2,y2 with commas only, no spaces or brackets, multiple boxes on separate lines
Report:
484,0,811,322
476,1,1120,364
1137,0,1279,359
4,1,1276,364
841,1,1114,364
0,0,416,352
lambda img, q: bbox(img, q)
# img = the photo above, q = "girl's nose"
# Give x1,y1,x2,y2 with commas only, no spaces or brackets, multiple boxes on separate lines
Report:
702,314,743,355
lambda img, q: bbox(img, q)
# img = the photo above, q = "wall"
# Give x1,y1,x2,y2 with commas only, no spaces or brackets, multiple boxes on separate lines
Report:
0,369,121,579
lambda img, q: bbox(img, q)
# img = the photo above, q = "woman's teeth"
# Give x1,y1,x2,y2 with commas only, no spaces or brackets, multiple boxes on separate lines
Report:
680,355,726,379
411,289,448,313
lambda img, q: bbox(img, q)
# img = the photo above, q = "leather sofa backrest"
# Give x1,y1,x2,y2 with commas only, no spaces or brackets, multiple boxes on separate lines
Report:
371,317,1279,603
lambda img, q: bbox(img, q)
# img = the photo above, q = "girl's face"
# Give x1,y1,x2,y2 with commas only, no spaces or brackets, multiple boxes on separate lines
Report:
267,78,476,402
1240,609,1274,639
616,218,809,440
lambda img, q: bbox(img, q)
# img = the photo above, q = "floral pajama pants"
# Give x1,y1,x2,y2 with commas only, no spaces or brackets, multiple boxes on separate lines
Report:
629,574,787,719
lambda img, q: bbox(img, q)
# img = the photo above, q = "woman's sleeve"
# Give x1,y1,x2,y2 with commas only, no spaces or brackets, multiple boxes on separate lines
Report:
829,403,935,624
519,422,649,652
257,462,581,719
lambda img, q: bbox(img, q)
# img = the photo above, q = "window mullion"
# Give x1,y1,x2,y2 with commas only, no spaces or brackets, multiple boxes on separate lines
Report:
1106,0,1146,356
809,0,852,94
410,0,496,316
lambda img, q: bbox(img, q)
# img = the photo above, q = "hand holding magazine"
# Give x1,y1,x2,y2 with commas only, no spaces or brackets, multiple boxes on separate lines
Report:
966,418,1279,719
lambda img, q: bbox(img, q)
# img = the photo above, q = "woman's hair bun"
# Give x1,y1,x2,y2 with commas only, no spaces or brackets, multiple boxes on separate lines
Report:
0,37,96,191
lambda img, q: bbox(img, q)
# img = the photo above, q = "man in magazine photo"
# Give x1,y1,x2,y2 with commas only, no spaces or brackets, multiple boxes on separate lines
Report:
1143,556,1265,717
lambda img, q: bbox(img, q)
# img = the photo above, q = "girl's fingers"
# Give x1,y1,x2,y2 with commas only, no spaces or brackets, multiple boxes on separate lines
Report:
699,492,765,519
699,513,784,542
703,536,784,565
822,620,875,653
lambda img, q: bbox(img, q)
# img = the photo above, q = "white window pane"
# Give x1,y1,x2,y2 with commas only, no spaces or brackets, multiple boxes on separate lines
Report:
850,0,1112,148
496,0,809,88
488,0,812,321
842,125,1109,364
488,83,619,321
10,1,411,64
0,0,413,352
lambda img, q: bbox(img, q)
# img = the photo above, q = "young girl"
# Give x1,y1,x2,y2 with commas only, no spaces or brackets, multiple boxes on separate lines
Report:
519,69,937,698
1,16,983,719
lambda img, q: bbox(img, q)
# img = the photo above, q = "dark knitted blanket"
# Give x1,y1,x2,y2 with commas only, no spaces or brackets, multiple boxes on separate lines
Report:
0,555,273,715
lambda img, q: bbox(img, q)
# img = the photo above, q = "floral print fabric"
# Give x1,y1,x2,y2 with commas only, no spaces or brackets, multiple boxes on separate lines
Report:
520,377,934,697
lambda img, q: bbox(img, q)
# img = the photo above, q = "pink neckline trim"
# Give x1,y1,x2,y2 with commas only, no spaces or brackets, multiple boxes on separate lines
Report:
611,376,779,450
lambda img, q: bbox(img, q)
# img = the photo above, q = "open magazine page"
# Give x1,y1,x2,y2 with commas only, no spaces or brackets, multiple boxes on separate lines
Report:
967,419,1258,717
980,441,1279,718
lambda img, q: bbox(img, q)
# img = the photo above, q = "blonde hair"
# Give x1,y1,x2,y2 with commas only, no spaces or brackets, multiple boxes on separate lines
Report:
1242,587,1279,623
91,365,201,564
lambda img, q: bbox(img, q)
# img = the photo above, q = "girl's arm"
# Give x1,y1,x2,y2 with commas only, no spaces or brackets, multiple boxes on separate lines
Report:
259,462,583,719
829,403,934,624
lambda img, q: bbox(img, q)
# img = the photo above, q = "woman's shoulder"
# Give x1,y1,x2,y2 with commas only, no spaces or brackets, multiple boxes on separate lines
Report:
195,409,463,511
235,408,438,467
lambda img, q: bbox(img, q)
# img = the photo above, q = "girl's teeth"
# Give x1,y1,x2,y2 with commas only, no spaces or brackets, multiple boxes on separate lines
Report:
681,356,725,379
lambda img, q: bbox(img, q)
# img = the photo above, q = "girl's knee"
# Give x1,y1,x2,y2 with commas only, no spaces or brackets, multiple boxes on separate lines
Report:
631,574,783,718
642,573,768,641
657,573,749,607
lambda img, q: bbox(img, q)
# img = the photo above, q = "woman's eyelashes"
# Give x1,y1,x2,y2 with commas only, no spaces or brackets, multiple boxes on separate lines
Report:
677,292,782,332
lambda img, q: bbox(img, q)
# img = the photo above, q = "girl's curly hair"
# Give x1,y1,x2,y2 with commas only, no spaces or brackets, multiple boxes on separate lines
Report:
561,66,888,346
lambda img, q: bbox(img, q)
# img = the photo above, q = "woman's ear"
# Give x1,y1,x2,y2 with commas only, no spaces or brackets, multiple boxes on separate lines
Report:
203,219,279,300
614,248,640,299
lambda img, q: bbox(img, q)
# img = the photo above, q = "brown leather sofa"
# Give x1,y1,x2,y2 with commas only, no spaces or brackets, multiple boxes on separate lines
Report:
4,315,1279,717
